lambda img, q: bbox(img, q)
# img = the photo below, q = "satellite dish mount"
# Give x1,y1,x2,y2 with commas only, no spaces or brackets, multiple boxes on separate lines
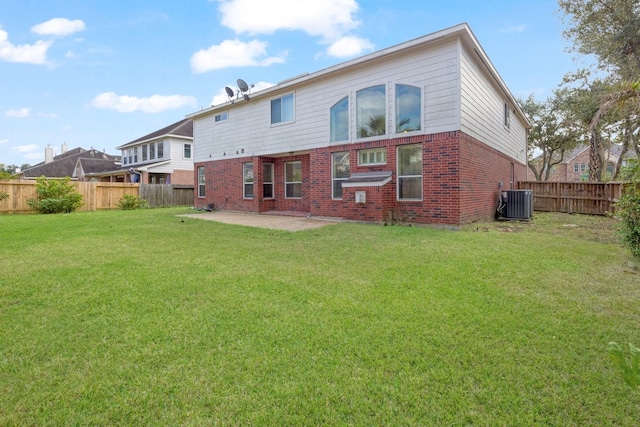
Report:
237,78,254,101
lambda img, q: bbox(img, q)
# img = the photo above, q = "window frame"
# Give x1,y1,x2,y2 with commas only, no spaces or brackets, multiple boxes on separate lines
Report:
270,92,295,125
504,102,511,129
142,145,148,162
214,111,228,123
395,84,422,134
358,148,386,166
397,144,423,201
184,143,192,159
284,161,302,199
356,85,386,139
157,140,164,159
330,96,349,142
263,162,274,199
197,166,205,198
332,152,350,200
243,162,254,199
149,142,156,160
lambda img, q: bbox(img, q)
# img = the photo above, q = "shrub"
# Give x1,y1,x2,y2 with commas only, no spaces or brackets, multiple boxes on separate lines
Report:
608,342,640,387
616,160,640,257
117,194,149,210
27,176,83,214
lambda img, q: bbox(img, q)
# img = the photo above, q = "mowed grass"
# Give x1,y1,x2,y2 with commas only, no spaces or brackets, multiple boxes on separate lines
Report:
1,208,639,426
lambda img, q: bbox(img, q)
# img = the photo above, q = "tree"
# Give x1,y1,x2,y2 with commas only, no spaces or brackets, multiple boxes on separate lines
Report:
559,0,640,79
559,0,640,181
519,94,581,181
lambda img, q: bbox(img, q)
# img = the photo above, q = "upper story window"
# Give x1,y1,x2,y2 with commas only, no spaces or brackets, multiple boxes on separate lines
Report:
133,147,138,163
357,85,386,138
128,149,133,165
149,142,156,160
215,111,228,123
504,102,511,129
271,93,294,124
396,84,421,133
330,97,349,142
358,148,386,166
142,145,148,162
157,140,164,159
184,143,192,159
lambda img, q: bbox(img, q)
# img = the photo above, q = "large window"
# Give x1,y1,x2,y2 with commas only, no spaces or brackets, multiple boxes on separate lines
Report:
357,85,386,138
330,97,349,142
358,148,386,166
142,145,147,162
396,84,421,133
197,167,205,198
157,141,164,159
149,142,155,160
263,163,274,199
397,144,422,200
243,163,254,199
133,147,138,163
184,144,192,159
332,152,350,199
271,93,294,124
285,161,302,198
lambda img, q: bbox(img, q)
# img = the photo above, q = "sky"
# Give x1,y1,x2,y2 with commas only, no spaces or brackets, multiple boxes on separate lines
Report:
0,0,581,168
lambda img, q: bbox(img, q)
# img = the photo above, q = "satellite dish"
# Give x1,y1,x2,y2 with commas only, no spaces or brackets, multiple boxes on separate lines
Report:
237,79,249,92
225,86,234,98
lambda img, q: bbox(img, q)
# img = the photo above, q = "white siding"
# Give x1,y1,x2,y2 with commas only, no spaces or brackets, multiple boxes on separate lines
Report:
459,44,527,161
194,40,463,163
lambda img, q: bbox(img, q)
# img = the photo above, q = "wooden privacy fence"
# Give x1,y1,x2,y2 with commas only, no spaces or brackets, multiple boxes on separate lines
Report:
517,181,625,215
0,181,139,213
139,184,194,207
0,181,195,213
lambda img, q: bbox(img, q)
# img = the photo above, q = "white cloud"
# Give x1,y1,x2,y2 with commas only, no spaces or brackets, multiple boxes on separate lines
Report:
500,25,526,33
219,0,360,41
5,108,30,118
90,92,197,113
13,144,39,153
31,18,87,36
0,26,52,64
0,138,9,144
326,35,373,58
191,39,286,73
210,80,275,106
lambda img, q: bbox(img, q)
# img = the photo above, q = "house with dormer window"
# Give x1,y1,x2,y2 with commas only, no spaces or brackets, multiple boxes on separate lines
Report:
115,118,194,184
188,23,530,225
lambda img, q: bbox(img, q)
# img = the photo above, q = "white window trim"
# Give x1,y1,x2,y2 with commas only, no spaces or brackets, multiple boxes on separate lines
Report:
214,111,228,123
263,163,274,200
183,143,192,160
270,92,295,126
284,160,302,199
197,167,206,198
243,162,254,199
394,83,423,135
358,148,387,166
396,144,423,202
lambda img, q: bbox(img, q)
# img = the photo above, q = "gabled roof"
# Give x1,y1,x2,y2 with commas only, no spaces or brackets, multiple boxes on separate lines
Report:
22,148,120,179
117,118,193,150
188,23,530,128
76,157,121,174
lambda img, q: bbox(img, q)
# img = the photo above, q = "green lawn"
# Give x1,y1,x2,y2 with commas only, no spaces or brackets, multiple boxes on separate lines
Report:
1,208,639,425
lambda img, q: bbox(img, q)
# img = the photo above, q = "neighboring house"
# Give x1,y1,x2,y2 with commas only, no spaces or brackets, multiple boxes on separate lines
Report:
188,23,530,226
527,144,637,182
21,143,121,180
115,118,194,184
73,157,129,182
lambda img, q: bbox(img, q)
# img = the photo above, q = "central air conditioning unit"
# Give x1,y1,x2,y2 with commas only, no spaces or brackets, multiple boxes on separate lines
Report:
505,190,533,219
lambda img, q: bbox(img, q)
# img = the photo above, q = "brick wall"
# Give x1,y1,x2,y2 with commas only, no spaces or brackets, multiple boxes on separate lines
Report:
196,131,526,225
170,169,195,185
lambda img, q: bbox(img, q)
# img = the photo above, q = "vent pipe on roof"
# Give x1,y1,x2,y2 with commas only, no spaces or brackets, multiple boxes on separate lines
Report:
45,145,54,164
